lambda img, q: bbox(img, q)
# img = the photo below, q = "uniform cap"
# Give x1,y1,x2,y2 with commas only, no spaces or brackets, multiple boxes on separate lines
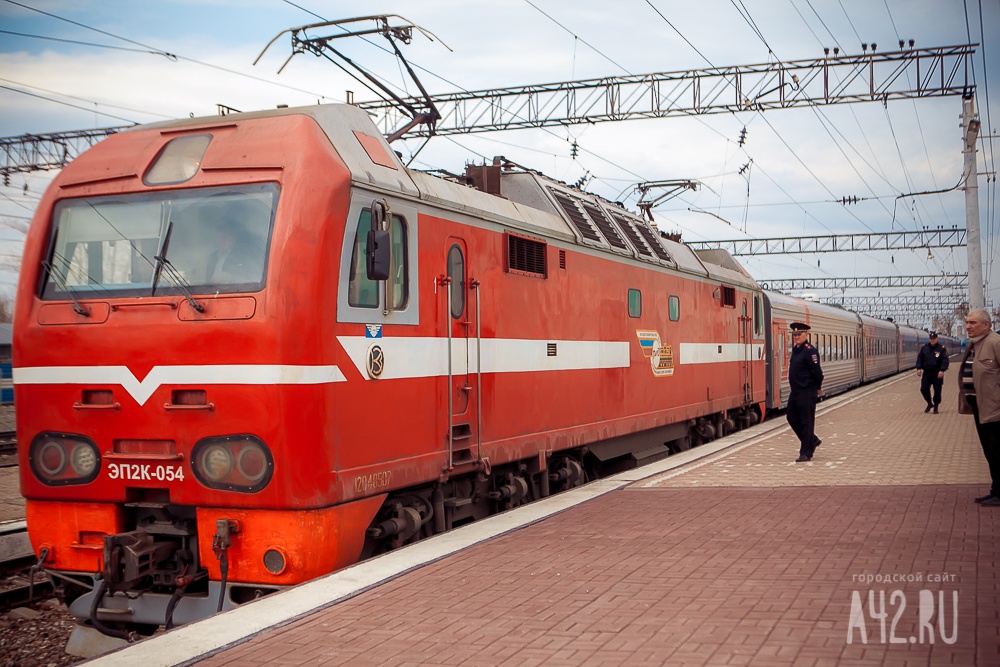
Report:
928,331,938,338
789,322,811,332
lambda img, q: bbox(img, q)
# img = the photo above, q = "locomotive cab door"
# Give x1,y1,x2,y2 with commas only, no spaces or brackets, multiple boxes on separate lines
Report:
442,238,481,468
740,300,752,402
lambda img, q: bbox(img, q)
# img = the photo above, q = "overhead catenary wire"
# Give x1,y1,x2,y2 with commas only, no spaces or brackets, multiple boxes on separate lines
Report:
2,0,339,101
0,84,137,123
0,77,174,120
0,1,988,317
275,2,636,195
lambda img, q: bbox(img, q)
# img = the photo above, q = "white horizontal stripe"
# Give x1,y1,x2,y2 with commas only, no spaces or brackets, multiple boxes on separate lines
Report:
679,343,765,365
13,365,347,406
337,336,630,380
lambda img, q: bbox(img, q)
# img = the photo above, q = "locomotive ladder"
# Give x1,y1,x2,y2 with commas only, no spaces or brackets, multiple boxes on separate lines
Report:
443,276,483,471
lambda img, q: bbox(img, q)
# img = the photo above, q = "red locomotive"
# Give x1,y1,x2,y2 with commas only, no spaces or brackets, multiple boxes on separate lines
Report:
15,104,769,637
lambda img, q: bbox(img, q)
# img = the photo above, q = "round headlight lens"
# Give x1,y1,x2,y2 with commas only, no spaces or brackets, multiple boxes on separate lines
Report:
237,444,268,483
200,445,233,481
70,443,98,476
37,440,67,476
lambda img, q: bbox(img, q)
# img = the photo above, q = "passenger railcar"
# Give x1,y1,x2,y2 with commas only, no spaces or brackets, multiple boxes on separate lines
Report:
859,314,900,382
935,332,961,356
15,104,767,636
897,324,925,370
762,291,861,412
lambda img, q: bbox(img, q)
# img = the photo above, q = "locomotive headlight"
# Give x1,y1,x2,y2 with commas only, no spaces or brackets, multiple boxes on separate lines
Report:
236,444,268,483
30,433,101,486
192,435,273,493
37,440,67,476
70,442,99,476
200,445,234,481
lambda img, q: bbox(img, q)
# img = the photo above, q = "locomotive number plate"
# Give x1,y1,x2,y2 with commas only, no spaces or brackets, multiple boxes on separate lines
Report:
107,463,185,482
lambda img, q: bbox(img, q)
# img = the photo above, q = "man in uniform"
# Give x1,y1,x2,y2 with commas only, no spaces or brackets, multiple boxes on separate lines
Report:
787,322,824,462
915,331,949,413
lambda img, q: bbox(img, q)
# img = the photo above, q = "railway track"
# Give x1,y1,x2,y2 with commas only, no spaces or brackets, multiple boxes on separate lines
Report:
0,429,16,457
0,520,54,612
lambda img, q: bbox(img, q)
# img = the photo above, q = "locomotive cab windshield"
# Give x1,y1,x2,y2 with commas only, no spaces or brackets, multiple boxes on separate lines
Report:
41,183,279,300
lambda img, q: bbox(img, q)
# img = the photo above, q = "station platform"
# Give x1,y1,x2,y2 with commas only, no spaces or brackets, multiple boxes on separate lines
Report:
78,373,998,666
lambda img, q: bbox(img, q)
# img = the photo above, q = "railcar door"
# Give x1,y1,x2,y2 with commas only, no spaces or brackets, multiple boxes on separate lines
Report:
772,321,786,406
441,238,481,468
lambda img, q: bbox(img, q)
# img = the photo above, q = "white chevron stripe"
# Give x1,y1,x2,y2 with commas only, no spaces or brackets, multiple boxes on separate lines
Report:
13,365,347,406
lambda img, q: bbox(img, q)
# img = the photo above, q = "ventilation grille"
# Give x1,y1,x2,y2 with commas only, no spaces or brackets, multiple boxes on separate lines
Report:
581,201,628,250
633,220,673,261
609,211,654,258
507,232,547,278
549,189,603,243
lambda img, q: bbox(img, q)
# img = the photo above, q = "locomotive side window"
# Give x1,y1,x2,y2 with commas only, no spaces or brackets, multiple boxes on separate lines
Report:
347,209,408,309
628,289,641,318
448,244,465,319
347,209,378,308
388,216,408,309
720,285,736,308
669,295,680,321
753,294,763,337
42,183,277,299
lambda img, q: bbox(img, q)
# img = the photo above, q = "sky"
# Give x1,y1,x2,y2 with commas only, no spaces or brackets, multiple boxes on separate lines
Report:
0,0,997,332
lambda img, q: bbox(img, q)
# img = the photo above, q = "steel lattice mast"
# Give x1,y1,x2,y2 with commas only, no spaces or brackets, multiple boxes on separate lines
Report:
0,43,977,176
357,44,976,137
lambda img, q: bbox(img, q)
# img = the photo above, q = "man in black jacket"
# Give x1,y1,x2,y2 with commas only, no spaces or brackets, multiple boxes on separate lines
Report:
915,332,949,414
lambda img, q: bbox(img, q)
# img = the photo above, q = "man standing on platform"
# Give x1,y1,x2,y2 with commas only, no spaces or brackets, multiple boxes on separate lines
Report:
958,309,1000,507
915,332,949,413
787,322,824,463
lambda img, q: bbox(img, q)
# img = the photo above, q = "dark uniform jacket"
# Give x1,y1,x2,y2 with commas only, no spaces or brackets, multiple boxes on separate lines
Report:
789,341,824,393
915,342,950,373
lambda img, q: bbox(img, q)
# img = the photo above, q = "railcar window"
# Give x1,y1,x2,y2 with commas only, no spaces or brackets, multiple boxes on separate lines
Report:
669,295,680,321
628,289,641,318
753,295,763,337
42,183,277,300
348,210,409,309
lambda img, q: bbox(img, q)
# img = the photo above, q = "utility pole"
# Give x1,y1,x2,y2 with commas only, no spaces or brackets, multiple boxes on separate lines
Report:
962,94,984,310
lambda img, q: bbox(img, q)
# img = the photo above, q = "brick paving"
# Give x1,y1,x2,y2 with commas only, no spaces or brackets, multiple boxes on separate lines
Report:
641,373,984,488
181,372,998,667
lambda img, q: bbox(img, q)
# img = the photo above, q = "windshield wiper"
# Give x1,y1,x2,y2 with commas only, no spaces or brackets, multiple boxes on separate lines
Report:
152,222,205,313
41,259,90,317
